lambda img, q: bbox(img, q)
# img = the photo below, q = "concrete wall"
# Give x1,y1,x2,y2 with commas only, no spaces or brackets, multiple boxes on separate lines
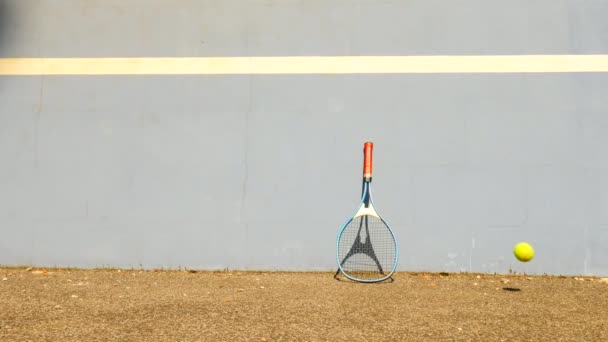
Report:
1,0,607,275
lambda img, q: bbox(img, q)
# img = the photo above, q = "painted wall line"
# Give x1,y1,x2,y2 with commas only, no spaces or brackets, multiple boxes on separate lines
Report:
1,55,608,75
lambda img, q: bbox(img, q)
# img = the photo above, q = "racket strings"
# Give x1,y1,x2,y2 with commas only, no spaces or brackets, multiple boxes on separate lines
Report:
337,215,397,281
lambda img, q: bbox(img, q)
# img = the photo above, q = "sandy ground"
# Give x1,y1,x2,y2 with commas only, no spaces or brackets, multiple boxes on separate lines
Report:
1,267,607,341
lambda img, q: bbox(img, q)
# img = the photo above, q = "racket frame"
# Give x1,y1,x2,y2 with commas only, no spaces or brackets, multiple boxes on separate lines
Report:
336,170,399,283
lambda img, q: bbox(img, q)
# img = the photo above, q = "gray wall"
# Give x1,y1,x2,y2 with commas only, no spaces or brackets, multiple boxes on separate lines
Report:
1,0,607,275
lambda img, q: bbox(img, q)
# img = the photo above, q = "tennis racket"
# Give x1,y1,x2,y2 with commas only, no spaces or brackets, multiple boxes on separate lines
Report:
335,142,398,282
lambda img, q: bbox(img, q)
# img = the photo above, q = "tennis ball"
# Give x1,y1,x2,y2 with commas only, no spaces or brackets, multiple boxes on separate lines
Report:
513,242,534,262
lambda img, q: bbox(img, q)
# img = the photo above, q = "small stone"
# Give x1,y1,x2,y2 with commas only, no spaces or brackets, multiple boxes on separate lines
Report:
599,278,608,284
71,294,78,298
2,277,7,281
501,278,510,284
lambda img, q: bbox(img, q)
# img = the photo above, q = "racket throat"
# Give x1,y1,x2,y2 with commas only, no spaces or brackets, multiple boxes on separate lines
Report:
353,204,379,219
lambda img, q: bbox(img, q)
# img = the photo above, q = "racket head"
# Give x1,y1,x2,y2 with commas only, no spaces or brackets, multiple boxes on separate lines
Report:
336,183,398,283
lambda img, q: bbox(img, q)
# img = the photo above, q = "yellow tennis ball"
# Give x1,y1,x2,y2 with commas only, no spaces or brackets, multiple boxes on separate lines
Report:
514,242,534,262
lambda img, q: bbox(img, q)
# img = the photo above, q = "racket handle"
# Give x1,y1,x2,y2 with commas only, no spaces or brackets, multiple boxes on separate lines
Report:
363,141,373,181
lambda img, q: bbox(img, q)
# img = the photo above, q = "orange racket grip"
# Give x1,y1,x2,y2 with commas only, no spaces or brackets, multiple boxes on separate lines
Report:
363,141,373,181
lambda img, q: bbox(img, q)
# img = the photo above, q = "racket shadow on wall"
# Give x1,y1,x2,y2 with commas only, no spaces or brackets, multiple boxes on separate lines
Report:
334,142,399,283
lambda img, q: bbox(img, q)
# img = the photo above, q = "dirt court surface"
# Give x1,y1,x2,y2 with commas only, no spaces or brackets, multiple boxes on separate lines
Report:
1,268,607,341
